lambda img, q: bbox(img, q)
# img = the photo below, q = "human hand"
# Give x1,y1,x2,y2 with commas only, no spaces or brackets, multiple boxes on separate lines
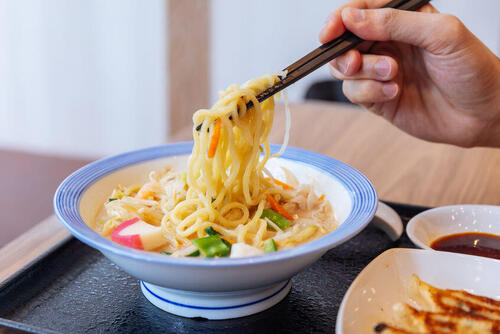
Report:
319,0,500,147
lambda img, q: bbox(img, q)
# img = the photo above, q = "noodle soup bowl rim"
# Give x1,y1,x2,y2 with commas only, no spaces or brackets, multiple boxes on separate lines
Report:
54,142,377,271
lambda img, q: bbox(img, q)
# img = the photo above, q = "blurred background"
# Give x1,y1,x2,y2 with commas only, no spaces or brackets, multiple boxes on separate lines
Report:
1,0,499,245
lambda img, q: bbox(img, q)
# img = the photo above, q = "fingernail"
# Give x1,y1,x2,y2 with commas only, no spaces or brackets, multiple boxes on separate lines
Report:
336,57,349,74
345,8,365,23
375,59,391,78
383,83,398,98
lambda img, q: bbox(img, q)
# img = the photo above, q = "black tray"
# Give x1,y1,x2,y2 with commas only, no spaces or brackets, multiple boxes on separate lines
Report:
0,202,427,334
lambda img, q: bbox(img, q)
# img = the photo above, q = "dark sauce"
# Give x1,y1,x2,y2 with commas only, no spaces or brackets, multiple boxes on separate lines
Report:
430,232,500,260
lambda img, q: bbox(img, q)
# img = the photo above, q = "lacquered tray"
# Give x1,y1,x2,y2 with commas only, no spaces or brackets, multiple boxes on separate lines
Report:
0,202,428,334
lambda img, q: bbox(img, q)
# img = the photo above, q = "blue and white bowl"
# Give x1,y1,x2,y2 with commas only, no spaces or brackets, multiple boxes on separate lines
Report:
54,143,377,319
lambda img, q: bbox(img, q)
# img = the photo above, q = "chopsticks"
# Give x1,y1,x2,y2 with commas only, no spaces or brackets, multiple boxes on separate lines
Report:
247,0,431,109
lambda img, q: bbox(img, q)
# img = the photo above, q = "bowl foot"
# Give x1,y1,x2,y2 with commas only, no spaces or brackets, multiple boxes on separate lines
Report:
141,280,291,320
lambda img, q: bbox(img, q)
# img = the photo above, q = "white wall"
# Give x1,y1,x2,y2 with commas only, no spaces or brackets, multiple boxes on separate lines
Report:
0,0,167,158
434,0,500,55
210,0,500,104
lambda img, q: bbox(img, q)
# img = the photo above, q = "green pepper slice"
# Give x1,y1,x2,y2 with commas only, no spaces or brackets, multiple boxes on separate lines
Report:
264,239,277,253
261,209,291,230
191,235,230,257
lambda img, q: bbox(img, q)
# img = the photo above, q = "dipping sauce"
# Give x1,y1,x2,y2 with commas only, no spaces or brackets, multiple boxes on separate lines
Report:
431,232,500,260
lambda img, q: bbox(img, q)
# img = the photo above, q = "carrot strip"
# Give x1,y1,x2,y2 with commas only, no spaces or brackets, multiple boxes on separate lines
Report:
273,179,295,190
318,194,325,201
207,118,221,158
264,177,295,190
259,145,263,153
266,194,294,221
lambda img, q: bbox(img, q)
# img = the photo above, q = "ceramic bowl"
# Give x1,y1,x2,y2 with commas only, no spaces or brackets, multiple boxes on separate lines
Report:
54,142,377,319
406,204,500,250
336,248,500,333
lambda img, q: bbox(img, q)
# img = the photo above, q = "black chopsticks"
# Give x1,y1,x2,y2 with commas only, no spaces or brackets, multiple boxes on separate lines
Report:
247,0,431,109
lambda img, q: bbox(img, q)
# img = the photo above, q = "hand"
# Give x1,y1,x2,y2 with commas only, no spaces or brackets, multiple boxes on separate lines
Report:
319,0,500,147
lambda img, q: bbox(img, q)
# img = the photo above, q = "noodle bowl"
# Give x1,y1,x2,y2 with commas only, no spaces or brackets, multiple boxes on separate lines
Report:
93,75,338,257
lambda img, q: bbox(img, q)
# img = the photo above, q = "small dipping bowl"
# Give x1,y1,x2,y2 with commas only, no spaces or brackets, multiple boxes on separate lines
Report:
406,205,500,251
54,142,377,319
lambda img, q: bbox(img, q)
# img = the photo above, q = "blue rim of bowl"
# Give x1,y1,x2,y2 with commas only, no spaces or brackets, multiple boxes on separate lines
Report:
54,142,377,267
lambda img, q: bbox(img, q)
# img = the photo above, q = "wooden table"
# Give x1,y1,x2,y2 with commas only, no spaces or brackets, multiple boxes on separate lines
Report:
0,149,91,246
2,101,500,283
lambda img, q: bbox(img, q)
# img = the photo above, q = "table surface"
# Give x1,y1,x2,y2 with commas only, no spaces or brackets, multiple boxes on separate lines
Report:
0,149,90,246
2,101,500,284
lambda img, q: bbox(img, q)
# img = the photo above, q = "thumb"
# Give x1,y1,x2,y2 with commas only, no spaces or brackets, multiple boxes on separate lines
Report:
341,7,467,55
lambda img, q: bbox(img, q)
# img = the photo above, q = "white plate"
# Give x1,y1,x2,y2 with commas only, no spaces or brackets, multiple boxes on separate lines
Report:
336,248,500,334
406,204,500,250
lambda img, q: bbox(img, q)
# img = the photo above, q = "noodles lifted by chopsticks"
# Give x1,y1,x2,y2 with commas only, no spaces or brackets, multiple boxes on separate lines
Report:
95,74,337,257
173,75,288,247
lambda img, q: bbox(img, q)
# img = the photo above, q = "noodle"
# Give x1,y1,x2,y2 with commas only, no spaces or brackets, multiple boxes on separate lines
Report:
94,74,338,257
